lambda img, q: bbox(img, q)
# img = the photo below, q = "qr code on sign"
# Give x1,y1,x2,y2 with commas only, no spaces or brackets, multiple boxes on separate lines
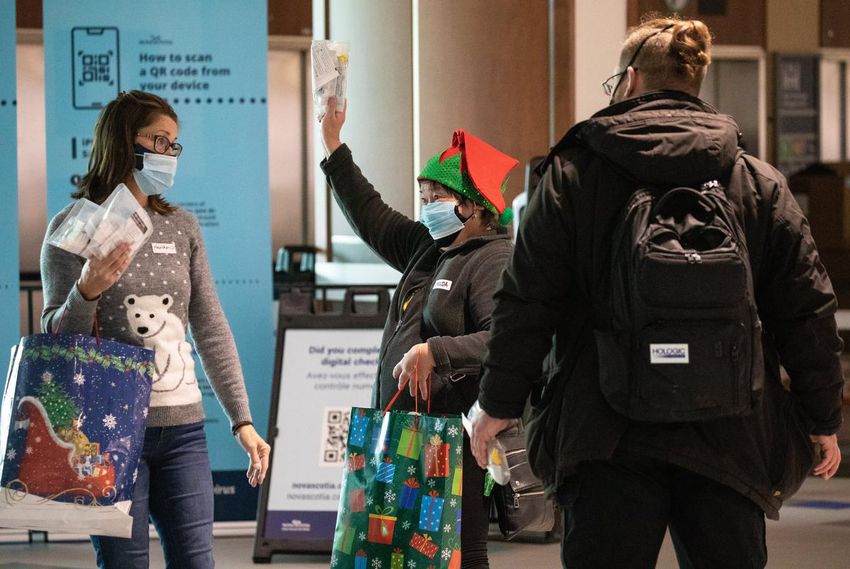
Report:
81,52,115,85
320,408,350,467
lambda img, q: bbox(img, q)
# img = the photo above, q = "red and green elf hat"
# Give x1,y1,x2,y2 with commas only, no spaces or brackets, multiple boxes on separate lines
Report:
417,130,519,226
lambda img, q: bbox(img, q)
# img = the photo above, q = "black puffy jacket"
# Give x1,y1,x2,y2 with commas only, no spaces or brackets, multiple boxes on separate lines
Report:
479,91,844,519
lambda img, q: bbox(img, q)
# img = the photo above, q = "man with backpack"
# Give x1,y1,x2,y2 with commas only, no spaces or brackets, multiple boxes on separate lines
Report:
471,16,843,569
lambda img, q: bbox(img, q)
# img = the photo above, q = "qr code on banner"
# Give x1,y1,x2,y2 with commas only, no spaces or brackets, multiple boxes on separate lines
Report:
320,408,350,467
81,53,115,84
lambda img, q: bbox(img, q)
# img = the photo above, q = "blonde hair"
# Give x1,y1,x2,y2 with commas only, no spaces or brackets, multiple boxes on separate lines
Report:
619,16,712,94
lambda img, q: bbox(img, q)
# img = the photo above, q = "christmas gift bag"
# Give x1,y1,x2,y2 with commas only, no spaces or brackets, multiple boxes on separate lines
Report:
349,409,369,448
446,538,462,569
367,505,397,544
396,419,424,460
347,451,366,473
425,434,450,478
376,457,395,483
354,549,367,569
399,478,419,510
418,490,445,532
0,333,153,538
330,405,463,568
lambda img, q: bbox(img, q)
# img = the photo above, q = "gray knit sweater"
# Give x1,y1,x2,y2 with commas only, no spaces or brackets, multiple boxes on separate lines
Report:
40,204,253,429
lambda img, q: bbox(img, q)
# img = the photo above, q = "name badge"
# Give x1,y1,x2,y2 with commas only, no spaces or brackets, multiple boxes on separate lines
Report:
433,279,452,291
151,242,177,255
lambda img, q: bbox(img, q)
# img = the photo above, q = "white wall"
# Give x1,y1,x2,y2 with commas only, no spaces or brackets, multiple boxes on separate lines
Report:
574,0,628,121
313,0,413,262
268,47,313,250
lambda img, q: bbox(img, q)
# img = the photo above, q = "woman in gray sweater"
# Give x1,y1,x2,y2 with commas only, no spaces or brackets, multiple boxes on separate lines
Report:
40,90,270,569
320,97,517,569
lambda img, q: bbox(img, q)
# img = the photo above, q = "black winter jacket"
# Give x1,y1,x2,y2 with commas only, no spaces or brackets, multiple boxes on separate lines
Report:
321,144,513,415
478,91,844,519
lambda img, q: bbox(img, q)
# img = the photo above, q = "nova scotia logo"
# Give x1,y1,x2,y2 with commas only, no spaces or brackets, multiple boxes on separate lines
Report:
139,34,173,46
281,519,312,532
649,344,690,364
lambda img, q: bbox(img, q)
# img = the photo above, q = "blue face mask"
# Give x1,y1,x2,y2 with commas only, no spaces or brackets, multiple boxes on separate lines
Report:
419,200,468,240
132,143,178,196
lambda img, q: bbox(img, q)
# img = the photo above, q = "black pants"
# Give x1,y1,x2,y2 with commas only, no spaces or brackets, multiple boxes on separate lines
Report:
461,433,491,569
556,451,766,569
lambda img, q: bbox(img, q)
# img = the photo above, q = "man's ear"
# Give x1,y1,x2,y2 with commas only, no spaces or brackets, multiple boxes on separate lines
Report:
623,66,638,99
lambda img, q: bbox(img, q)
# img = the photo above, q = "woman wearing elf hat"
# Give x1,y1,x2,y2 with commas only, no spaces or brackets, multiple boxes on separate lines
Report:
321,97,517,568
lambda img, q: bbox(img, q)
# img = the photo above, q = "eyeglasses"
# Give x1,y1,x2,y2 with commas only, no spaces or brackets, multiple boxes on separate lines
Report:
419,180,453,202
602,23,675,97
137,132,183,157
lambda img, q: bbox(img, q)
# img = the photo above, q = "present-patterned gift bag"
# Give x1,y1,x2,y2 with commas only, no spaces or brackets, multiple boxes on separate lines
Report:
347,451,366,473
354,549,367,569
371,420,391,455
418,490,445,532
391,547,405,569
376,457,395,483
400,477,419,510
448,548,462,569
425,435,450,477
349,410,370,448
451,467,463,496
396,421,424,460
367,505,397,544
331,407,463,568
0,333,153,538
410,532,439,559
336,518,357,554
349,488,366,512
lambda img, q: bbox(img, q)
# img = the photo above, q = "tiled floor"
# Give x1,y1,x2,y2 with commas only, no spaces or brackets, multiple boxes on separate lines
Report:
1,477,849,568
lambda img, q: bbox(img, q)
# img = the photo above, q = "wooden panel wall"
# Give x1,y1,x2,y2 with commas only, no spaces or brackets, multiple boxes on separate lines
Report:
821,0,850,48
628,0,765,46
16,0,312,36
418,0,573,205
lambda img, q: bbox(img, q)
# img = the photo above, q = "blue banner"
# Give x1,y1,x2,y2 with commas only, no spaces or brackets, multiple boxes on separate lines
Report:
43,0,272,520
0,0,19,367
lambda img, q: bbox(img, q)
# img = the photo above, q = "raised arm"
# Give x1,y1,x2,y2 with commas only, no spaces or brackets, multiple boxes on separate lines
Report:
320,97,431,272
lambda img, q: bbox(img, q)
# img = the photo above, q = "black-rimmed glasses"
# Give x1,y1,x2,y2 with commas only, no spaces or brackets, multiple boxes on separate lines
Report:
601,23,675,97
137,133,183,157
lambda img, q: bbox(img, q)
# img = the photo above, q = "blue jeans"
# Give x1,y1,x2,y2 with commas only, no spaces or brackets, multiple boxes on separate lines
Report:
91,422,215,569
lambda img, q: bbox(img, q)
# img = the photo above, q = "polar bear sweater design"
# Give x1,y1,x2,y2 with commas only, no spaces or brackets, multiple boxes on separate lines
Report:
124,293,197,400
41,206,252,429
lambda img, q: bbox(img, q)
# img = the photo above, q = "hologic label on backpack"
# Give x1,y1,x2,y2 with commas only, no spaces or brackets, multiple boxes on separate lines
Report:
596,179,765,422
649,344,690,364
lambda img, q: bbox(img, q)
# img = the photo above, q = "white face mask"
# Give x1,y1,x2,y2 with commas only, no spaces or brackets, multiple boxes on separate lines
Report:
133,152,178,196
419,200,466,240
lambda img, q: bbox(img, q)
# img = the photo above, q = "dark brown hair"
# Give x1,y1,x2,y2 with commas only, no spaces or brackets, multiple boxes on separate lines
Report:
620,15,713,94
74,90,178,215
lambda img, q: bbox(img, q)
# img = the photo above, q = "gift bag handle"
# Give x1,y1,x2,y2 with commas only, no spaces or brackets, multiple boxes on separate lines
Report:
382,346,432,416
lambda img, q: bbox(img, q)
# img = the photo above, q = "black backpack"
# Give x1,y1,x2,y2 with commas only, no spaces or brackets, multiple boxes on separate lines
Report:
595,180,764,422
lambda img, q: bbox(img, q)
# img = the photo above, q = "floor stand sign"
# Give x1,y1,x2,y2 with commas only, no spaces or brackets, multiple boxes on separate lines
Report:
0,0,19,372
253,288,389,561
42,0,272,521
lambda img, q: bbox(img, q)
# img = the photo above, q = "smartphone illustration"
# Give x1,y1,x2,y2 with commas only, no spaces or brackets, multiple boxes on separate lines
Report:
72,27,120,110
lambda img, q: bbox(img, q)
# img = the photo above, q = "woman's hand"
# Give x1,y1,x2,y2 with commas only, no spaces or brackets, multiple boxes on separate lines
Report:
235,424,271,487
77,242,133,300
393,343,436,401
320,96,346,156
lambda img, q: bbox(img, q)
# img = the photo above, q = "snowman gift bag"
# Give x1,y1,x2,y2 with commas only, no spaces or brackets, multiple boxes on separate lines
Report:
0,332,153,537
